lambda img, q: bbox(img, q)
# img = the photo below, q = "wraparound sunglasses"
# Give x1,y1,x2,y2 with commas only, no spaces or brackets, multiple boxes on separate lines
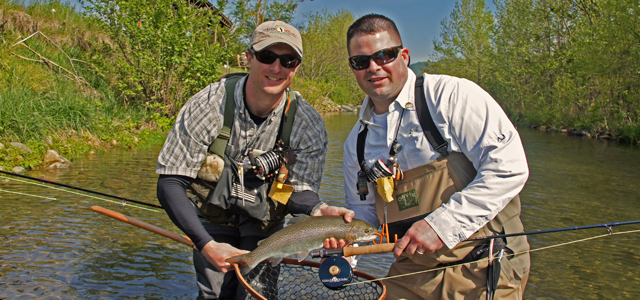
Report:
348,45,403,70
250,48,302,68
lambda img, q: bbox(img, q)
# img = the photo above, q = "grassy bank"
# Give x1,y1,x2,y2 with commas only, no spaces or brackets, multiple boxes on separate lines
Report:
0,0,165,171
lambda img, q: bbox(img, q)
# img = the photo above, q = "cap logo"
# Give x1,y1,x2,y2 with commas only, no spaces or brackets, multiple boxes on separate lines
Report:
262,25,298,39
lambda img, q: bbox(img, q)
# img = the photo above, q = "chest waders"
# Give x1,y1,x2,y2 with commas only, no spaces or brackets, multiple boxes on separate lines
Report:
357,77,530,300
186,74,297,233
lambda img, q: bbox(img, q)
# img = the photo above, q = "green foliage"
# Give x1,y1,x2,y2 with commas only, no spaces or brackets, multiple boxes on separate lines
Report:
295,9,364,106
230,0,297,45
82,0,233,115
426,0,640,144
431,0,494,85
0,0,165,170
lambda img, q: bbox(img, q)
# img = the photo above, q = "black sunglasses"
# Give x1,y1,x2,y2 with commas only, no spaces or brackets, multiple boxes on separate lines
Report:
250,49,302,68
348,45,403,70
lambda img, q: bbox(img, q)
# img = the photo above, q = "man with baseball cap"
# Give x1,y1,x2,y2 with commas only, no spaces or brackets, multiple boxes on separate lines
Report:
156,20,354,299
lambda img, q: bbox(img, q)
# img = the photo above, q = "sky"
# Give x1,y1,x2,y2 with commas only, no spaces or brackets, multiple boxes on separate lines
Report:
291,0,460,62
47,0,477,62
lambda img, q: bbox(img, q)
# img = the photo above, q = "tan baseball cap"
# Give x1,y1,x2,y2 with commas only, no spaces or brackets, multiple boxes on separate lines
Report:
250,20,303,58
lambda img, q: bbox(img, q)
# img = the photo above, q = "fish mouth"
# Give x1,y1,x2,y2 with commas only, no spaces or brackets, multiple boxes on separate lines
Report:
353,234,378,243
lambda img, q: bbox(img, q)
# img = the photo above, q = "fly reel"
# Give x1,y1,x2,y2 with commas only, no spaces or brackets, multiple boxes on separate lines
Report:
318,256,354,290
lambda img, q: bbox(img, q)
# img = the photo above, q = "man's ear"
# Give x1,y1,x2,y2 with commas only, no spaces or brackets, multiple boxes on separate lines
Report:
401,47,410,66
245,50,253,65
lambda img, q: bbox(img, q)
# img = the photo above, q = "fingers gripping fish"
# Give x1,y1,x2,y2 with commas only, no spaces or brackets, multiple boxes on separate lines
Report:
226,216,377,274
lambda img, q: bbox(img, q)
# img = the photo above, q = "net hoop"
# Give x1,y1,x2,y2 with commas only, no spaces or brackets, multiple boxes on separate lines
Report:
234,258,387,300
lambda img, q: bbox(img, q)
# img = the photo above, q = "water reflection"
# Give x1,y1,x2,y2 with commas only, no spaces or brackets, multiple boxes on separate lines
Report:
1,113,639,299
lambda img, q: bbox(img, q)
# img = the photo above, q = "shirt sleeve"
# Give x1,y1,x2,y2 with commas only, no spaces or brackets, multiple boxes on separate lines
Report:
343,124,380,229
157,175,213,250
286,94,329,193
424,77,529,249
156,82,225,178
287,190,323,215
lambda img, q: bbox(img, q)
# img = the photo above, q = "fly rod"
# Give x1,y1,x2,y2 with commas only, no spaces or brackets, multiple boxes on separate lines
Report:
0,170,162,209
311,243,396,258
469,220,640,241
311,219,640,258
91,206,193,248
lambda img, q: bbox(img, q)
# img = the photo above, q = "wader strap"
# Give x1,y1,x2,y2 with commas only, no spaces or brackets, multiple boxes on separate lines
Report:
414,76,449,157
356,125,369,172
208,75,243,157
207,75,297,157
276,89,297,146
356,77,450,170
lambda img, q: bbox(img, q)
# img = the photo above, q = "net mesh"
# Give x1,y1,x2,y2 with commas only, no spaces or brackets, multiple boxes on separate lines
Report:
238,259,385,300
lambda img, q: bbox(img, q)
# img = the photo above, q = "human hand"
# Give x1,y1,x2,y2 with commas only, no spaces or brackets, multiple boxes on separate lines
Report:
322,238,355,265
201,240,250,273
393,219,445,258
312,203,355,223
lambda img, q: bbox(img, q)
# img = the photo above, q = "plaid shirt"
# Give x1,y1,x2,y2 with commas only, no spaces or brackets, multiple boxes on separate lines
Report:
157,75,328,193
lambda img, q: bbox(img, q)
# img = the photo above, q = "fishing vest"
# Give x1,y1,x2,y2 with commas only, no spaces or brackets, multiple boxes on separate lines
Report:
357,77,529,266
186,73,297,232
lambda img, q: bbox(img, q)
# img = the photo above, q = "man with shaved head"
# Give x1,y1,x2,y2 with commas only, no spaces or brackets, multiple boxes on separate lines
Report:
341,14,531,299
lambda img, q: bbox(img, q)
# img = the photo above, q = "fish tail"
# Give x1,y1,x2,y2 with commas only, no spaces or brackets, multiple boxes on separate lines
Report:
226,254,246,265
226,254,258,275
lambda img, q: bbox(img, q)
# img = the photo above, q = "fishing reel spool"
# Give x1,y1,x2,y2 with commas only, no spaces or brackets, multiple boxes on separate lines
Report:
318,256,354,290
356,156,404,200
244,140,296,181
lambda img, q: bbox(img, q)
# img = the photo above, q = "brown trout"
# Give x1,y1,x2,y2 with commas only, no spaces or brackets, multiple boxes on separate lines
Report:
227,216,377,274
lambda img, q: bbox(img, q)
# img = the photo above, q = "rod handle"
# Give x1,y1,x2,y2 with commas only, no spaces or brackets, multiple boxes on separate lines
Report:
310,243,396,258
344,243,395,256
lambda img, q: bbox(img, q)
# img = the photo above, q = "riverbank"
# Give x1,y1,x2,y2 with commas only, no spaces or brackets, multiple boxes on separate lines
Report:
524,124,639,145
0,0,169,172
2,0,637,174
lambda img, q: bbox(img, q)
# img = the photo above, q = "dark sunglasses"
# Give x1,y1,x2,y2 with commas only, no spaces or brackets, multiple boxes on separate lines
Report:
348,45,403,70
250,49,302,68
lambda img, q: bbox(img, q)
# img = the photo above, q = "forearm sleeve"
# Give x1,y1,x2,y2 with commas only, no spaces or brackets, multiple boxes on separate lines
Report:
157,175,213,250
287,190,323,215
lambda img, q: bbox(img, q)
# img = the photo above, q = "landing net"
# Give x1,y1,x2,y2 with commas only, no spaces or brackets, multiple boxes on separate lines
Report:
235,258,386,300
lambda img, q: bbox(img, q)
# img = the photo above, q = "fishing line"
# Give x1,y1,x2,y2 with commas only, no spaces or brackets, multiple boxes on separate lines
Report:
0,188,57,200
0,170,162,209
0,174,161,213
345,228,640,287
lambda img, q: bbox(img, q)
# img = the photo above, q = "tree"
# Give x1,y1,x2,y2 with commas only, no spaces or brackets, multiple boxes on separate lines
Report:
82,0,233,116
229,0,298,45
429,0,494,85
295,9,363,106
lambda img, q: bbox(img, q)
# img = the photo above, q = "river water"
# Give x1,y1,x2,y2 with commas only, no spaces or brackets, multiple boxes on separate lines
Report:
1,113,639,299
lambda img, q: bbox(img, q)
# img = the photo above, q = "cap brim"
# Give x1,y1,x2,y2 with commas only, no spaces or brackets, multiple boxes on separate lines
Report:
252,41,303,59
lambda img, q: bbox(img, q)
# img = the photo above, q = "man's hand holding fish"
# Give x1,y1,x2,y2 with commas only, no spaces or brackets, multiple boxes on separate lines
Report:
312,203,355,222
201,240,250,273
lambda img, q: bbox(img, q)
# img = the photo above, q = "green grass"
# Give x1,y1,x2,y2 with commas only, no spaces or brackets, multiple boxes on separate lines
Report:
0,0,165,170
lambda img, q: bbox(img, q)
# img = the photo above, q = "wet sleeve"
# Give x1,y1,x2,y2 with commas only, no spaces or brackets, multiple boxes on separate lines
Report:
157,175,213,251
287,190,323,215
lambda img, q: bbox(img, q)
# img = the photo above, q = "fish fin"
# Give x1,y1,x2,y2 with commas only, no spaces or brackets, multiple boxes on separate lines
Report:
240,265,253,275
287,214,309,226
293,250,310,261
269,256,284,267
